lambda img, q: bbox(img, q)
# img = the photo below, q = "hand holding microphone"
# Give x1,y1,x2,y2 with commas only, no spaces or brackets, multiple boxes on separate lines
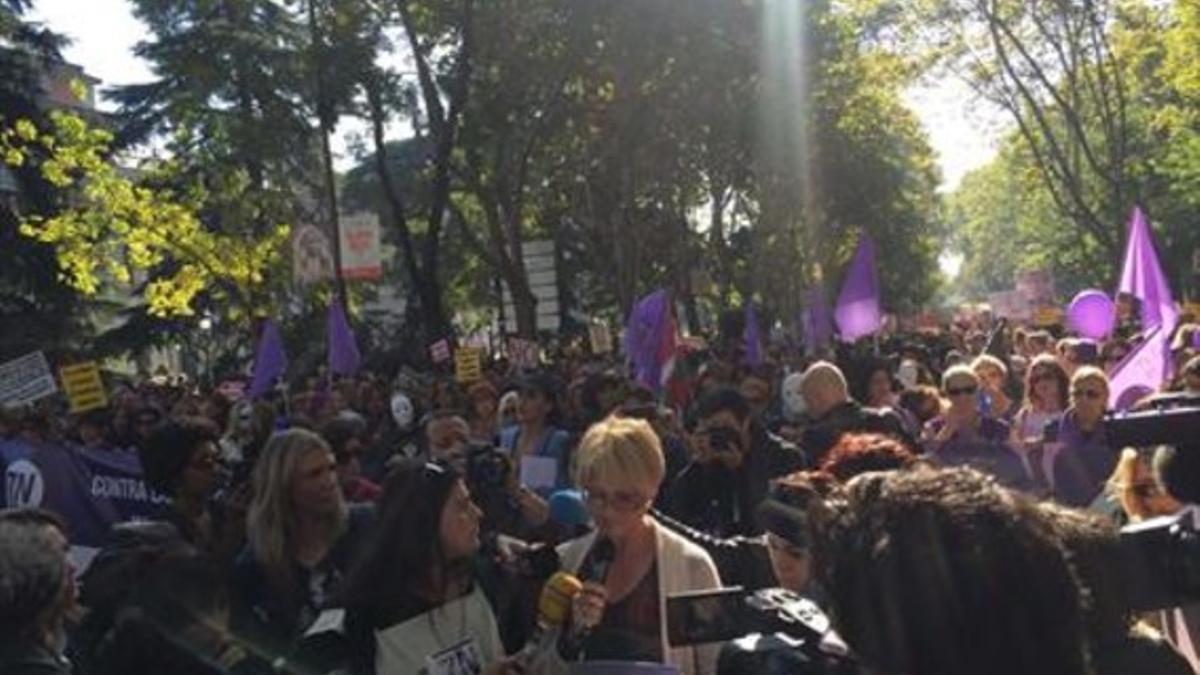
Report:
560,537,615,660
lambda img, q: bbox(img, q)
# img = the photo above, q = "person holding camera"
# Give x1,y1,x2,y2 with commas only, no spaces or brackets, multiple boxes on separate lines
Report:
668,388,807,537
428,411,556,541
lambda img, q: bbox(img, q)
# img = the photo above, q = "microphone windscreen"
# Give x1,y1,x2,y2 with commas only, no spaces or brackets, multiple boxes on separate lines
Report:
548,489,591,527
538,571,583,626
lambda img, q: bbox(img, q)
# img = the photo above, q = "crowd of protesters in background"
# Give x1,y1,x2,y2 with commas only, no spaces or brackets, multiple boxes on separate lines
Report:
2,307,1199,675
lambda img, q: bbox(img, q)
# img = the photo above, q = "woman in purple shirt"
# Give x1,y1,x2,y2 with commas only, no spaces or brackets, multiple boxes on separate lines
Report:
922,365,1031,490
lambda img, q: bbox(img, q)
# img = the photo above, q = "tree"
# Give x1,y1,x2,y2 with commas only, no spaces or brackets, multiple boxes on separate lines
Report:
2,110,290,318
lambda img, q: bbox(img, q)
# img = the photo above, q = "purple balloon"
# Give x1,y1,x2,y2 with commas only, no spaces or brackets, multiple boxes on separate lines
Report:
1067,289,1116,340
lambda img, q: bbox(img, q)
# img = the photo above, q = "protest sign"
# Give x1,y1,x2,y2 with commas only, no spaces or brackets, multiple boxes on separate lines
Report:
454,347,483,383
430,339,452,364
508,338,540,370
293,224,335,284
589,322,613,354
59,362,108,413
0,351,57,407
338,212,383,281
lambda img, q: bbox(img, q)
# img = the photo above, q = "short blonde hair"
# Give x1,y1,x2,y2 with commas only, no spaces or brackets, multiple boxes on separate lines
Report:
800,361,849,398
971,354,1008,379
1071,366,1108,393
941,364,979,390
574,416,665,490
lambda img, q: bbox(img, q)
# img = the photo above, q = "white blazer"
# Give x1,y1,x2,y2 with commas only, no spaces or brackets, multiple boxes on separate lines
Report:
531,517,723,675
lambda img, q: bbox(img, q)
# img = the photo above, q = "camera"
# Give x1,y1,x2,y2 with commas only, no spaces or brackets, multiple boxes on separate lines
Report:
667,587,856,675
464,444,512,492
1118,510,1200,611
1103,396,1200,451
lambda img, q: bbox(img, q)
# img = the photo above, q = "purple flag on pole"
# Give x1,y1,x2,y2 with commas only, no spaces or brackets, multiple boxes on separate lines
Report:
744,302,763,367
1108,325,1172,410
834,233,883,342
625,289,673,390
248,319,287,399
1118,206,1179,333
328,299,362,376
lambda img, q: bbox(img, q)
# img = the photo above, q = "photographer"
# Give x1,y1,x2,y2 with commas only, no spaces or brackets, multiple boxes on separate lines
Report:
668,388,807,537
427,411,557,542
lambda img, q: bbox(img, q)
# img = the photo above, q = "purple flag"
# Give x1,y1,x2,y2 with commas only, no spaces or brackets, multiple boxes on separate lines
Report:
834,233,883,341
744,302,763,367
248,319,288,399
1108,325,1172,410
327,298,362,376
1118,206,1179,333
625,289,674,391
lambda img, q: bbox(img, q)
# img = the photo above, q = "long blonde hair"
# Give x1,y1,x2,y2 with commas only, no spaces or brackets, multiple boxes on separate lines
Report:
246,428,347,581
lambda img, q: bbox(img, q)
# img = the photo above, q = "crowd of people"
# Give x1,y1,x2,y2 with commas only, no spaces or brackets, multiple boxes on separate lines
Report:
2,313,1200,675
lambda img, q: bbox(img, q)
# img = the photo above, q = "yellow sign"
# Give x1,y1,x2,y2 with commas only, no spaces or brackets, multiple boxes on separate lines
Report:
454,347,484,384
59,362,108,413
1033,307,1064,327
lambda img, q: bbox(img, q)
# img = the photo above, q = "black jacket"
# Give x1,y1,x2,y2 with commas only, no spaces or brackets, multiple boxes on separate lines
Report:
0,641,71,675
667,424,807,537
801,400,914,465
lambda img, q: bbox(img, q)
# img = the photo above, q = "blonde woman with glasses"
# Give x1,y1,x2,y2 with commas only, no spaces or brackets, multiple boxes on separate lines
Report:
535,416,722,674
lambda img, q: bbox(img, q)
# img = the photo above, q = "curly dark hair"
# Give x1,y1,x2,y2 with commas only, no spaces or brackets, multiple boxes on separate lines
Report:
819,433,918,483
823,466,1091,675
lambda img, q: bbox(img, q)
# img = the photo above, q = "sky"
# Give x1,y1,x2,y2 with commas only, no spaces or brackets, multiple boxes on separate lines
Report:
30,0,1007,193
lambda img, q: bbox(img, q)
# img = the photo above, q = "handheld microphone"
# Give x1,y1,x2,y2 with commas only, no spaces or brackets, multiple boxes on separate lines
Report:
515,571,583,667
559,538,616,660
548,489,592,532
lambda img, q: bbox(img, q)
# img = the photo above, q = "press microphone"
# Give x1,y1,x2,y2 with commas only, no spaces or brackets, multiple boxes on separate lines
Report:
515,571,583,667
548,489,592,536
559,537,616,660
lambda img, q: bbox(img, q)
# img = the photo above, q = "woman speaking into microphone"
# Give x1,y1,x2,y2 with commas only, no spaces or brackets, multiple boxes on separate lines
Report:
540,416,722,674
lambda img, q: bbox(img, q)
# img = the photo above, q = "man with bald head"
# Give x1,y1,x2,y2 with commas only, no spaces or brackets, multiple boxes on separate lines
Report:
799,361,913,464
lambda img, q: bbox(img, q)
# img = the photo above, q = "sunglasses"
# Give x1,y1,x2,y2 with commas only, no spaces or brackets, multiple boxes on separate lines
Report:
946,385,978,397
1072,389,1105,400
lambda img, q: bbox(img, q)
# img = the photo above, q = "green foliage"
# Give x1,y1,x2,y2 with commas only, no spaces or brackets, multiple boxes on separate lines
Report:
1,111,290,317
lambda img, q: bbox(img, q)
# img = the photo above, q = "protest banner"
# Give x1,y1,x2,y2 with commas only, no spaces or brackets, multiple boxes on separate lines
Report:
292,224,335,284
0,351,58,407
454,347,483,383
338,212,383,281
59,362,108,413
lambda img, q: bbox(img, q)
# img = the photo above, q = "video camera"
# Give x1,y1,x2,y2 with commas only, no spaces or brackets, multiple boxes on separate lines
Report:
1104,393,1200,450
667,587,856,675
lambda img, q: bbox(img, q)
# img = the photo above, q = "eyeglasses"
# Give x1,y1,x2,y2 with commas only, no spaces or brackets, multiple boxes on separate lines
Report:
946,385,978,397
582,487,648,513
1072,388,1105,400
